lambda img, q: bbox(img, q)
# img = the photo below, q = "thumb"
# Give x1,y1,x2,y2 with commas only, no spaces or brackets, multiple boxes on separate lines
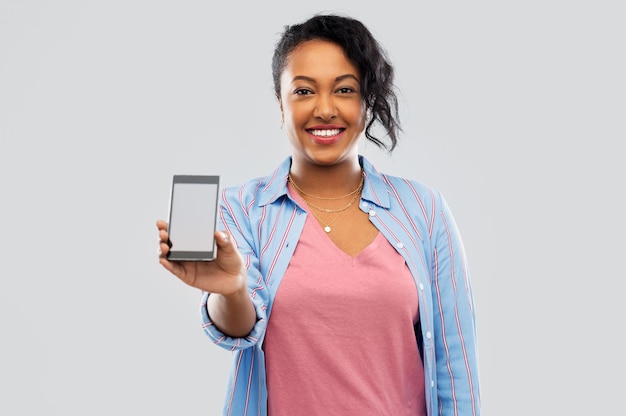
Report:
215,230,231,246
215,230,238,255
213,230,244,275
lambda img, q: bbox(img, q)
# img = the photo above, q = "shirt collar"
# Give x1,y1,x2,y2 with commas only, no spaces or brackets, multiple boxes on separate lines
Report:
359,155,391,209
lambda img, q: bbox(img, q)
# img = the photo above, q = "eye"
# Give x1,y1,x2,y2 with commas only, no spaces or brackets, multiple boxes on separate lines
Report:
294,88,313,95
336,87,357,94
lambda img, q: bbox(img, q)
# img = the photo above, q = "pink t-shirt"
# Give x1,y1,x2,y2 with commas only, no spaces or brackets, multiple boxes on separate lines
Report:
264,190,427,416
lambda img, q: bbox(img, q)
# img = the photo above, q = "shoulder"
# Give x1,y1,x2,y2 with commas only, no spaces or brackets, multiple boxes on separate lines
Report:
381,173,444,222
221,157,291,210
361,156,442,211
381,172,439,199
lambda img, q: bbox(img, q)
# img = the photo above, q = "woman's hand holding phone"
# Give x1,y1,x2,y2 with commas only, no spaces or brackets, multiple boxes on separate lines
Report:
156,220,248,297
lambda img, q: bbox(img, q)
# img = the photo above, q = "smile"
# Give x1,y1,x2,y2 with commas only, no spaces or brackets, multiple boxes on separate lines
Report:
307,128,344,137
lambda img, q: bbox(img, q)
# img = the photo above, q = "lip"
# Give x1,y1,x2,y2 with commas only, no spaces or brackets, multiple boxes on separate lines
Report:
306,125,345,145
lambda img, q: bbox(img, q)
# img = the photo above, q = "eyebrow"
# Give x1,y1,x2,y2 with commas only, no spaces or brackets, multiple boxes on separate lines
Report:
291,74,359,83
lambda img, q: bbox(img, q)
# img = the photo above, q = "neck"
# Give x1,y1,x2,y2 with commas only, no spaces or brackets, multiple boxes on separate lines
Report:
288,159,363,197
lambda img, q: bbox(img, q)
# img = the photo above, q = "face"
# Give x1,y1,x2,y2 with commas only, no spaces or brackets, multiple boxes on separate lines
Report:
279,40,366,168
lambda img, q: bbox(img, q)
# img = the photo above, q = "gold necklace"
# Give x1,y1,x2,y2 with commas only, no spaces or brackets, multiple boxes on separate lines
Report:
287,171,364,200
287,173,364,233
307,206,344,233
302,181,362,213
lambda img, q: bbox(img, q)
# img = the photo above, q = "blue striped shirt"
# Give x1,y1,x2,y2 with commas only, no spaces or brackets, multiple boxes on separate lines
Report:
200,155,481,416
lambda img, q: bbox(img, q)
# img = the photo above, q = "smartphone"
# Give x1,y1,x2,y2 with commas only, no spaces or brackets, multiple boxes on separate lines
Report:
166,175,220,261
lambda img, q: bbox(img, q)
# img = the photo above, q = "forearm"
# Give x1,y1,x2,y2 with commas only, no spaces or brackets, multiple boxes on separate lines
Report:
207,288,257,338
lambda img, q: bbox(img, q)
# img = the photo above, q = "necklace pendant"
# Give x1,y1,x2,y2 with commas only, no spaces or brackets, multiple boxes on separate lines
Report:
324,226,331,233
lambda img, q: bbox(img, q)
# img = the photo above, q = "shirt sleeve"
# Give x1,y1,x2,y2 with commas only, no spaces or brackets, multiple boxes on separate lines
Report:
431,191,481,415
199,187,270,352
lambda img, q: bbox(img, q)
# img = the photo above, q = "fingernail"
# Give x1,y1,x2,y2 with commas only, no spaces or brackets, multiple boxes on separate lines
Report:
219,231,228,242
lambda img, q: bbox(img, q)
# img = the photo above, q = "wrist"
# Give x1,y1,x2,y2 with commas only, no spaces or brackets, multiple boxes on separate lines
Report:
220,283,249,302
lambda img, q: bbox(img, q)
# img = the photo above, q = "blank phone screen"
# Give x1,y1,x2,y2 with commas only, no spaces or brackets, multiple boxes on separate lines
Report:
167,175,219,260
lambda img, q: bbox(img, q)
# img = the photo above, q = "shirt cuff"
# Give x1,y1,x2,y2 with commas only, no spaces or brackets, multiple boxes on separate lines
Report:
199,290,266,351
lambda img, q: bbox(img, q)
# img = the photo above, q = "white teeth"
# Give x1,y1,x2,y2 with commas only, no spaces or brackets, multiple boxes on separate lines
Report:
310,129,341,137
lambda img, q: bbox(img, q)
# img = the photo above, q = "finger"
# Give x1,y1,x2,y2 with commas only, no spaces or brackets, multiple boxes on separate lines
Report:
159,241,170,256
159,229,169,243
156,219,169,231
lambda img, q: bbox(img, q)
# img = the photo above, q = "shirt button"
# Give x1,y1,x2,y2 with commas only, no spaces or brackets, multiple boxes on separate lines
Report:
361,203,369,209
419,283,424,290
369,209,376,216
426,331,432,339
431,380,435,388
396,242,404,249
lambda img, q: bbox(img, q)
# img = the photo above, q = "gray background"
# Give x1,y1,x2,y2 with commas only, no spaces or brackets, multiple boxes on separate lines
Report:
1,0,624,414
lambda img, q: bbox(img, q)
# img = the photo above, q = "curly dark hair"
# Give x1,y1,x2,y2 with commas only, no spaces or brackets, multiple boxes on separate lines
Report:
272,13,401,153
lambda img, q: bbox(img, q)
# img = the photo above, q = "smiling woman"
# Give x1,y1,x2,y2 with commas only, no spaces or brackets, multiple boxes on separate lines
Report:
280,40,366,170
156,13,481,416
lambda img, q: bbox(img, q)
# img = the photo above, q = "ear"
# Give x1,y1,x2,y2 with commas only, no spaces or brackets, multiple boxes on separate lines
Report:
276,96,285,118
278,98,284,129
277,95,283,112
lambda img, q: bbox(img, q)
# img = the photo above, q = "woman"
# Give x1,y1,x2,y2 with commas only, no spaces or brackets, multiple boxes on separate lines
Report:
157,13,481,416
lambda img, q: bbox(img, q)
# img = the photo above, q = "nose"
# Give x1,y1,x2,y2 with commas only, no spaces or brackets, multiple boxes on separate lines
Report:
314,93,336,120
